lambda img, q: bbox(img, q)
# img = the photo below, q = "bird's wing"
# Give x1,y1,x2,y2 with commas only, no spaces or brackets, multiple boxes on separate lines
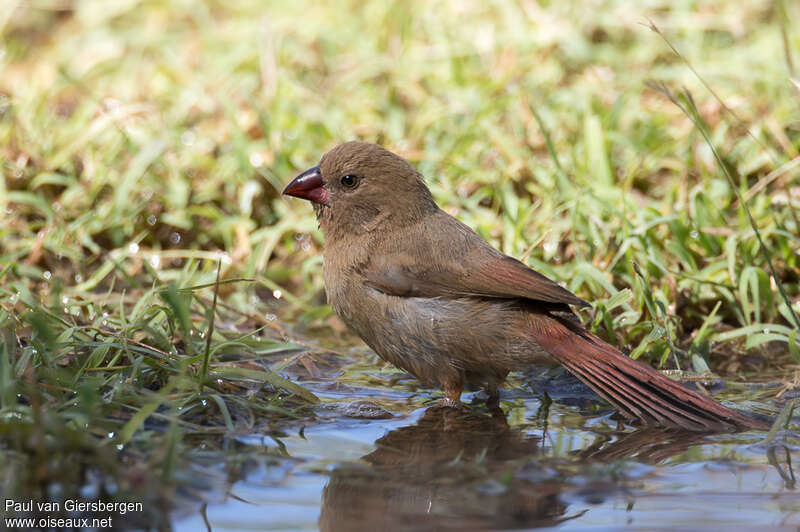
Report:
361,211,588,307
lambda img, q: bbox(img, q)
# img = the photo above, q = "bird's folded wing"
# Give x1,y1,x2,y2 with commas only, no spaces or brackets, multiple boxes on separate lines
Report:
362,214,588,307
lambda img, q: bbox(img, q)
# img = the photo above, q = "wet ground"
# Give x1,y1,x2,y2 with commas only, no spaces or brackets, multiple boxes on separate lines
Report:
171,347,800,531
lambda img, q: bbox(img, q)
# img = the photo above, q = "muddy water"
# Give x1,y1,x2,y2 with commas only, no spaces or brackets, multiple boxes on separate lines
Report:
174,354,799,531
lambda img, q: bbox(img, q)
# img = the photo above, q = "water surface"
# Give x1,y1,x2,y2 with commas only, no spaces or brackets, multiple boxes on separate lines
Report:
174,360,799,531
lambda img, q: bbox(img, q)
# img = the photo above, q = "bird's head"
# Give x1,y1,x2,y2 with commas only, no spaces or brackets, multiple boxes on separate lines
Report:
283,141,437,237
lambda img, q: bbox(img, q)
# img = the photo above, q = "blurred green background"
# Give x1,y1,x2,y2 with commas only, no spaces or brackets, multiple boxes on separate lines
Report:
0,0,799,519
3,0,798,362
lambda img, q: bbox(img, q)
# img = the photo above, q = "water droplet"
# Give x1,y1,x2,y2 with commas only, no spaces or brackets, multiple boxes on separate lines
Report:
180,130,196,146
128,242,139,254
103,98,120,112
201,399,207,406
74,273,83,283
149,255,161,268
249,152,264,167
107,431,115,438
102,320,108,326
265,313,276,321
216,379,223,385
147,215,157,226
116,444,124,451
142,188,153,200
763,328,770,334
198,331,205,339
62,296,69,305
170,232,181,244
690,231,699,239
43,271,52,280
272,290,282,299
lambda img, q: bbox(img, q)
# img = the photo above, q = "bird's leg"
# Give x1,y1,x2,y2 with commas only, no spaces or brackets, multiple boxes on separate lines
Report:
486,382,501,409
440,376,463,408
485,381,506,418
485,373,507,414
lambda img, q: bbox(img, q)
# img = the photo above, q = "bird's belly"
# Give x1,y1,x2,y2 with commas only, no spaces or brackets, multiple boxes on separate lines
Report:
327,283,549,384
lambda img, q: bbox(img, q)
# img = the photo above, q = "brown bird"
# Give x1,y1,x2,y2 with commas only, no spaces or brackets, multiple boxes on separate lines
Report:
283,141,767,432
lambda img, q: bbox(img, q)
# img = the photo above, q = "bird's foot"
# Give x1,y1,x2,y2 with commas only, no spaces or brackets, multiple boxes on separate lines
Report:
487,401,504,419
440,379,464,409
486,392,500,410
439,396,463,409
484,381,505,416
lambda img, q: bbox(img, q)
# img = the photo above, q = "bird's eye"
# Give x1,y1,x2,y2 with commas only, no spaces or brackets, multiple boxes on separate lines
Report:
340,174,359,188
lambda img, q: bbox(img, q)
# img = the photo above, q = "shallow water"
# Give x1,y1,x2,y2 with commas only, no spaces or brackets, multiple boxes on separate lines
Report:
173,360,800,532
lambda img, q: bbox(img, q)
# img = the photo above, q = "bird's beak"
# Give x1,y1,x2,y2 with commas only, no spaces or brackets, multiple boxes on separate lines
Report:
283,166,329,204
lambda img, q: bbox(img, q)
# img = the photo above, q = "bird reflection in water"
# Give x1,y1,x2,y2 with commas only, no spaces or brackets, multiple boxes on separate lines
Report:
319,406,713,532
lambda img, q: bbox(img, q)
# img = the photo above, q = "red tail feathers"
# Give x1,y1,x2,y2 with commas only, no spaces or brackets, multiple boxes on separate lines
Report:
532,316,768,432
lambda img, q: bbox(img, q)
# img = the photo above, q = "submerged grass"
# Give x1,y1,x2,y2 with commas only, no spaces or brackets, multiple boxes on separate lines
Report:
0,0,799,516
